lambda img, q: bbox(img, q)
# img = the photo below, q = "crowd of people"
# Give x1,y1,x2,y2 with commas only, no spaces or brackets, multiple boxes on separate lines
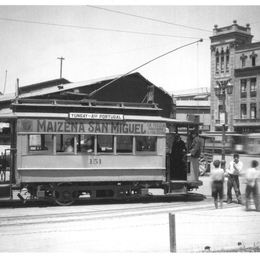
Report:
169,130,260,212
210,153,260,211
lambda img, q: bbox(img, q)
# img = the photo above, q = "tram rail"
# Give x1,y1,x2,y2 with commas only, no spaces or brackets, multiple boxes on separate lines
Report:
0,196,232,228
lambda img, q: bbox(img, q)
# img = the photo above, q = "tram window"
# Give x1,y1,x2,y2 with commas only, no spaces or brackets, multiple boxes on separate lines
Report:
97,135,113,153
79,135,96,153
116,136,133,153
28,134,52,152
56,134,75,153
248,139,254,145
136,136,157,152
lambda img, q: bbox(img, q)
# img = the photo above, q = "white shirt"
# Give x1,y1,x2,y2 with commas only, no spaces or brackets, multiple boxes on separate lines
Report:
227,160,243,176
211,167,225,182
245,168,260,187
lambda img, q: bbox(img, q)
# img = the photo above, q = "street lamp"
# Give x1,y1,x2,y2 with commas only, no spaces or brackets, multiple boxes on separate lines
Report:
214,79,233,163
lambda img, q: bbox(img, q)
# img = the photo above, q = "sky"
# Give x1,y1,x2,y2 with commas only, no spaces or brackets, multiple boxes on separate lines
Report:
1,1,260,96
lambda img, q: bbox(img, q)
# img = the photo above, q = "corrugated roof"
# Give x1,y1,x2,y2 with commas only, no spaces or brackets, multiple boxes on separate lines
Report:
20,74,122,99
0,74,122,102
19,78,71,94
0,72,173,106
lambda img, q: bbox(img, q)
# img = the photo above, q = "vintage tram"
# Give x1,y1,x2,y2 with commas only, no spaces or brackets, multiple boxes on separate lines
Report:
0,98,202,205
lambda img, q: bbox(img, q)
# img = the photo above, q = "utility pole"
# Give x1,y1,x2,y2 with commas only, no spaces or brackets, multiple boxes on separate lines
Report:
3,70,7,94
57,57,65,78
15,78,19,100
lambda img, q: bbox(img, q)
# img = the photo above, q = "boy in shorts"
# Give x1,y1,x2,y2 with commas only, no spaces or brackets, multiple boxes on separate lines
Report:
211,160,225,209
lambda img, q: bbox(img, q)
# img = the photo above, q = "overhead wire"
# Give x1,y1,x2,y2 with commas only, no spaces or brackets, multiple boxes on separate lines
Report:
0,17,204,40
87,5,212,33
83,41,189,58
89,38,203,97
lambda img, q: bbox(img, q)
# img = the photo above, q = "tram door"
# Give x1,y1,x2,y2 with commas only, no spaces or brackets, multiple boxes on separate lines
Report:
166,132,188,181
0,120,16,199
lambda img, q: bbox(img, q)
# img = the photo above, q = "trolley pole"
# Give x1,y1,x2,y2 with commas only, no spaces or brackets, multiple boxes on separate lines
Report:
169,213,176,252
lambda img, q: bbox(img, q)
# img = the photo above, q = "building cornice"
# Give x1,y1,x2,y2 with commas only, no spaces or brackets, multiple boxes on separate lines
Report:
235,66,260,77
210,31,253,43
235,41,260,52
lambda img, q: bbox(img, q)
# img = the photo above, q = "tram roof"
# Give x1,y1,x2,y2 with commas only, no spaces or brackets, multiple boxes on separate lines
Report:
10,98,162,117
0,98,200,126
0,107,198,126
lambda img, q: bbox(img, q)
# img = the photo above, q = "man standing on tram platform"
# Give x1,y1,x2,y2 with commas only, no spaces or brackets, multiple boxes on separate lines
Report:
188,131,201,182
170,133,187,180
226,153,243,204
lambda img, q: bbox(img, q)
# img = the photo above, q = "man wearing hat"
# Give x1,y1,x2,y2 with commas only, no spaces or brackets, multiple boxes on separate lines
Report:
188,130,201,182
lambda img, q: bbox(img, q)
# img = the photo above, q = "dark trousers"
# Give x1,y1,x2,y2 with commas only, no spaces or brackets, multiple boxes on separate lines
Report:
170,156,187,180
245,185,259,210
227,175,241,202
212,180,224,201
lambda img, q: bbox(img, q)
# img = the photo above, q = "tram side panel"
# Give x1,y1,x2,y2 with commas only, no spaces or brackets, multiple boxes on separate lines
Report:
17,152,166,183
15,122,167,200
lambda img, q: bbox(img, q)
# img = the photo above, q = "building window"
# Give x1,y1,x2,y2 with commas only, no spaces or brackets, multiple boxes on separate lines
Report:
250,51,257,67
240,54,247,68
241,104,247,119
220,49,224,73
250,103,256,119
242,59,246,68
252,56,256,66
226,52,230,72
240,79,247,98
250,78,257,97
215,51,220,75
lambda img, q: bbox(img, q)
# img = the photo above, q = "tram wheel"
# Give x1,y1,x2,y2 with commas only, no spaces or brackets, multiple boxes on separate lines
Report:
53,183,77,206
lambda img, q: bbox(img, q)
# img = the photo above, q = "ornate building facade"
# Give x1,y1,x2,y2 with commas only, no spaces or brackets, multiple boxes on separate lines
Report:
210,20,260,133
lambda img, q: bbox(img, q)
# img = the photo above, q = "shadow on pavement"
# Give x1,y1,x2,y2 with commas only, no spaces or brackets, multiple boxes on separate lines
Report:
0,192,206,208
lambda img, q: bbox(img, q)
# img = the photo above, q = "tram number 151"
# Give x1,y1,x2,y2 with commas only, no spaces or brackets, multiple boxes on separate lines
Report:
89,158,102,165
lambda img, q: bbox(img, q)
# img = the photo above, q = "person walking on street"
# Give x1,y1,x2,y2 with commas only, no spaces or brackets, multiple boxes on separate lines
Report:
226,153,243,204
245,160,260,211
210,160,225,209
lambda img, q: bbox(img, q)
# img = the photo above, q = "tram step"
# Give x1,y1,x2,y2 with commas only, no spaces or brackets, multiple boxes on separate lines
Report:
168,181,187,194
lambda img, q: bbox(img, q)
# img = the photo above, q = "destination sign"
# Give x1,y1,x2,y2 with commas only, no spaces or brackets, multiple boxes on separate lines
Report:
69,113,124,120
17,119,166,136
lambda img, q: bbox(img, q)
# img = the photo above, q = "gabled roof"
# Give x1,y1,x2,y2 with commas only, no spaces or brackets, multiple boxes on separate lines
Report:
0,72,171,102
